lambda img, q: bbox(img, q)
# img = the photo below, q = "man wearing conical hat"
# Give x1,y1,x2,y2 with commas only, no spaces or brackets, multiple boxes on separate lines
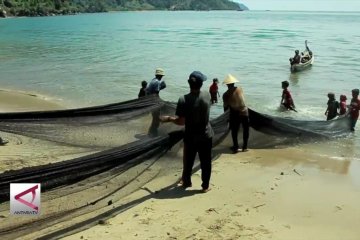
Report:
222,74,249,153
146,68,166,137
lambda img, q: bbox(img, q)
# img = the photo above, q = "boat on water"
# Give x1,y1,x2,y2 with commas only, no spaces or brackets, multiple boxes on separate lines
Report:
290,40,314,72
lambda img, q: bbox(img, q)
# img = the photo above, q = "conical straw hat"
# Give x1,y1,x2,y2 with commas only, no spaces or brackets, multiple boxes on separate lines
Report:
223,74,239,85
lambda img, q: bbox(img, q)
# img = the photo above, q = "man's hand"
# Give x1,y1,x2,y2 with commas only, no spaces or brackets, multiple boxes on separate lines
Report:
159,115,171,123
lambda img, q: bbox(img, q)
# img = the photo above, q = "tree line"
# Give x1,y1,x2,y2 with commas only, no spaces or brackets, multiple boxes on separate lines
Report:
0,0,247,17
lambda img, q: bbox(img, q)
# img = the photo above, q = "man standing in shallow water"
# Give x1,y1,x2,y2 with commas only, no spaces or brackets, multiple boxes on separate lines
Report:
160,71,213,193
146,68,166,137
349,88,360,131
222,74,249,153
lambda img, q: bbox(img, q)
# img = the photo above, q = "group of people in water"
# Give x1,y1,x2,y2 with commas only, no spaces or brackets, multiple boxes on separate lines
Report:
138,68,359,192
139,68,249,152
324,89,360,131
138,68,250,192
279,79,360,131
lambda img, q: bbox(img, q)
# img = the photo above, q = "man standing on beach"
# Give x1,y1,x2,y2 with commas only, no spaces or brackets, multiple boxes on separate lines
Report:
160,71,213,193
146,68,166,137
222,74,249,153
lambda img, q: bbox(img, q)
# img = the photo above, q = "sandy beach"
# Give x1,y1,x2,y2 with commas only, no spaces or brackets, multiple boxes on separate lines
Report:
0,89,63,112
1,89,360,240
0,89,93,172
63,145,360,240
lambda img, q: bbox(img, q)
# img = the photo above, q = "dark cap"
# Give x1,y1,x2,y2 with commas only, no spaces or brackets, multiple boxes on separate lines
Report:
188,71,207,83
352,89,359,95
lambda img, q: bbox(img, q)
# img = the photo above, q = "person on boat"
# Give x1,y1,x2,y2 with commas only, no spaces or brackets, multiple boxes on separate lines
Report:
209,78,220,104
280,81,296,111
325,92,339,121
159,71,213,193
349,89,360,131
146,68,166,137
289,50,301,65
339,95,347,115
222,74,249,153
301,52,310,63
301,42,312,63
138,80,147,98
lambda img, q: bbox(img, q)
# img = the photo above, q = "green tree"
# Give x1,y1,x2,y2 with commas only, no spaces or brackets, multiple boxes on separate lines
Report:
2,0,246,17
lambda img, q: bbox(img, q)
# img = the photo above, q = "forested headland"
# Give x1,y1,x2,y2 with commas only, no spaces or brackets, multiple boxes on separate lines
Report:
0,0,249,17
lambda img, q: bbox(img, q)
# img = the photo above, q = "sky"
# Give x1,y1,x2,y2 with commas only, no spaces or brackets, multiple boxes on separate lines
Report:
236,0,360,11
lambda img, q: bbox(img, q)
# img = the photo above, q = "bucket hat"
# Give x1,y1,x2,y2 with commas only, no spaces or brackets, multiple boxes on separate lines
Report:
155,68,165,76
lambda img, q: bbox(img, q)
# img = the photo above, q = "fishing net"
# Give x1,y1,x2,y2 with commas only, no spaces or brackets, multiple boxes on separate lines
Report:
0,94,352,192
0,95,351,195
0,95,178,149
248,109,351,139
0,94,352,167
0,96,351,147
0,95,352,239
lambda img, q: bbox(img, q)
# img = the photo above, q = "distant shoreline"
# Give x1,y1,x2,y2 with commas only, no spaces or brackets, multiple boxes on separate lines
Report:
2,9,360,20
0,0,246,18
0,9,247,19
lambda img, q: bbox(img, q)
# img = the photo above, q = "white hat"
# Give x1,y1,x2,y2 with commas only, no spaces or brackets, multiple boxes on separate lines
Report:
223,74,239,85
155,68,165,76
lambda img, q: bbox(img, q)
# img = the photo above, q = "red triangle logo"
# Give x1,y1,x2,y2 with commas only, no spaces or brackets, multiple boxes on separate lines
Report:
14,185,39,211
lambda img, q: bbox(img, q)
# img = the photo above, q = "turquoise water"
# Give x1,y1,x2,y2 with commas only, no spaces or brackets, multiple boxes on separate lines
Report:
0,11,360,149
0,10,360,179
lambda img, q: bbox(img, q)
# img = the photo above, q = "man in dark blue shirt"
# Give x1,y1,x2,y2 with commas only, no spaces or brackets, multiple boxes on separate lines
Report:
160,71,213,193
147,68,166,136
146,68,166,96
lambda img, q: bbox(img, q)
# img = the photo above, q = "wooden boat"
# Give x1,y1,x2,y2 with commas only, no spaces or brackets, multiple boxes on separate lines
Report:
290,40,314,72
291,54,314,72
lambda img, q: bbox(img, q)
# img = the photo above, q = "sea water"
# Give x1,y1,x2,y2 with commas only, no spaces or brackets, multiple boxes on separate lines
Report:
0,10,359,175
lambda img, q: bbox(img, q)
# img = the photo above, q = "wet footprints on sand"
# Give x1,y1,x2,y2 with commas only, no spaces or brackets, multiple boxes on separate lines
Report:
270,176,282,191
270,170,301,191
194,206,272,239
132,201,273,239
207,218,271,239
